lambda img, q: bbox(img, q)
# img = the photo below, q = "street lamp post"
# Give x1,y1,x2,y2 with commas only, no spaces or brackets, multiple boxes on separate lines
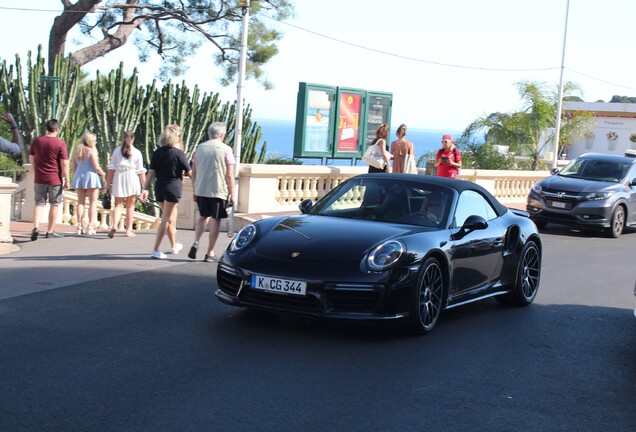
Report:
234,0,252,209
552,0,570,169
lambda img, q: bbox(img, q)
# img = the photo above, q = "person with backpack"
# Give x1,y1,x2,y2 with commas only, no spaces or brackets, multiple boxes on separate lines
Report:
434,134,462,178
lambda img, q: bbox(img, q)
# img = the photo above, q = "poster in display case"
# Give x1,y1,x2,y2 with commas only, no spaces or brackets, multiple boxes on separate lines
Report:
294,83,336,158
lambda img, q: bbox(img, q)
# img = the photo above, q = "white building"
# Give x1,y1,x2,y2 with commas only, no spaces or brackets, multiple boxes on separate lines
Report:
564,101,636,159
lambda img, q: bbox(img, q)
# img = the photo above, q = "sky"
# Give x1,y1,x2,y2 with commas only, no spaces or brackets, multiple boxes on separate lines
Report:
0,0,635,133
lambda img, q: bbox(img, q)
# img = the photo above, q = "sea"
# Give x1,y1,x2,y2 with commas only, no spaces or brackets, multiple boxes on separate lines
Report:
254,119,463,166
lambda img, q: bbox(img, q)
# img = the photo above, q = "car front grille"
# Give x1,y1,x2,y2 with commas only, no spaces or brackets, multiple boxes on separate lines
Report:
217,263,385,314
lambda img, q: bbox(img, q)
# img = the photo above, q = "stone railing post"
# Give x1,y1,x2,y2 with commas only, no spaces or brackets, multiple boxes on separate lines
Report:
0,177,18,243
177,177,197,230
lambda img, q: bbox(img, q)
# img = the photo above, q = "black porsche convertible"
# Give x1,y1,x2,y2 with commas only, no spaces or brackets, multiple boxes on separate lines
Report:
216,174,542,334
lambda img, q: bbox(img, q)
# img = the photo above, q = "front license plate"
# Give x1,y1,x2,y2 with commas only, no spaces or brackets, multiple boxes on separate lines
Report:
250,274,307,296
548,200,567,209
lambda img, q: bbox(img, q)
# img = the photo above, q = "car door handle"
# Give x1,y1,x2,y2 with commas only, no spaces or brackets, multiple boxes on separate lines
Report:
493,237,504,246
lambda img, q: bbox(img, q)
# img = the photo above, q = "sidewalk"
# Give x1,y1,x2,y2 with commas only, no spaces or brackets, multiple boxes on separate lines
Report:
0,222,232,300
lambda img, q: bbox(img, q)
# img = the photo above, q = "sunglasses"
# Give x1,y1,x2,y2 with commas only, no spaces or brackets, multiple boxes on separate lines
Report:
442,140,451,144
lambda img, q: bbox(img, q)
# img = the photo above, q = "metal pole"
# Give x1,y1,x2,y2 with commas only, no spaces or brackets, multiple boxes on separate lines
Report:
233,1,250,209
552,0,570,169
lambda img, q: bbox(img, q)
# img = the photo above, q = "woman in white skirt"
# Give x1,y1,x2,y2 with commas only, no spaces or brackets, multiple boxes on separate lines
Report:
106,131,147,237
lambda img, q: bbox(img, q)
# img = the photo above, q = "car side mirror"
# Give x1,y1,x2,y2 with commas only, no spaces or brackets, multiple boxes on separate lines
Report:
299,199,314,214
451,215,488,240
550,168,559,175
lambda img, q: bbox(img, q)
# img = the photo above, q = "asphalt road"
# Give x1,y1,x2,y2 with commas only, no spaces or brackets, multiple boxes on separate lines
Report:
1,226,635,432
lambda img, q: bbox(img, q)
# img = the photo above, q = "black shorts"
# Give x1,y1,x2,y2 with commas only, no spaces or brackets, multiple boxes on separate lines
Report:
196,196,228,219
155,180,182,203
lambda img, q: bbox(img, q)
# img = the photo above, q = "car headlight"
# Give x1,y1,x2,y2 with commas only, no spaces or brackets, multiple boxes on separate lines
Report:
366,240,405,271
531,183,543,193
585,191,615,200
230,224,257,252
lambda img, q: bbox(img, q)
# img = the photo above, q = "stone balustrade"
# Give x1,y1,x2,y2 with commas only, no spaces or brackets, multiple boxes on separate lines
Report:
233,164,549,214
12,164,160,231
6,163,550,233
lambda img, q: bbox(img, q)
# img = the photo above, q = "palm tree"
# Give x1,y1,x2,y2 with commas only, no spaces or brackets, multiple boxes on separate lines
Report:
461,80,592,170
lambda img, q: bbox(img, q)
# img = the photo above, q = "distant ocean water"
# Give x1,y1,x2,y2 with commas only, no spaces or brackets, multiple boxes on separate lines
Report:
254,119,462,166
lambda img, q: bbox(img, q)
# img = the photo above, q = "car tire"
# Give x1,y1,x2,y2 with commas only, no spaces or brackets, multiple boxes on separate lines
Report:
605,206,625,238
497,241,541,306
407,257,445,334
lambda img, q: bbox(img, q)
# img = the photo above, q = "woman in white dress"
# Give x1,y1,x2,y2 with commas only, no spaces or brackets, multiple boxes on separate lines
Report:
105,131,147,237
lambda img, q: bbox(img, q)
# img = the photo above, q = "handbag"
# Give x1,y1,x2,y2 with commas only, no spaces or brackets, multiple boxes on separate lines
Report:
101,192,112,210
404,152,418,174
362,143,386,169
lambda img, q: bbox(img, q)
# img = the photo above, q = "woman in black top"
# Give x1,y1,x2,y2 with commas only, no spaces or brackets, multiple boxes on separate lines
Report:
368,123,392,173
142,124,191,259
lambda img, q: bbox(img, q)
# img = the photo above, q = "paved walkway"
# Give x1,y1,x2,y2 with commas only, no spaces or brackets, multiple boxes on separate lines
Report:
0,221,233,300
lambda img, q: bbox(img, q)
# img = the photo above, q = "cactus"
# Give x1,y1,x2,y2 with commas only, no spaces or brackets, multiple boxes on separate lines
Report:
0,46,82,160
81,63,155,169
1,47,269,211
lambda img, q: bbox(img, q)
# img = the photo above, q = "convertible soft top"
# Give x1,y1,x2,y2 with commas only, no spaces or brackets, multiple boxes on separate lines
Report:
356,173,509,216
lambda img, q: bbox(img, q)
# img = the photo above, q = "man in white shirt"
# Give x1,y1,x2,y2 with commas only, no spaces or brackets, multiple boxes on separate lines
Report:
0,113,20,156
188,122,236,262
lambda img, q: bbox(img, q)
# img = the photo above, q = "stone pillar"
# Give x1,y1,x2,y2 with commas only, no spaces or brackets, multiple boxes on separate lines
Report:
176,177,197,230
0,177,18,243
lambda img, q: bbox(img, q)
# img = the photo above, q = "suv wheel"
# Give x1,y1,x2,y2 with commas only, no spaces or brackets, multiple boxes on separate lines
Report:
606,206,625,238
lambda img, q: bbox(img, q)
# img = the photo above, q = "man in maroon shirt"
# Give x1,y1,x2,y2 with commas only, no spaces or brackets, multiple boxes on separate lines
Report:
28,119,70,240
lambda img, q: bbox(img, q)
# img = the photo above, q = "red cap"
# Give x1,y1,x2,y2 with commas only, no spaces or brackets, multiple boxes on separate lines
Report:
442,134,454,141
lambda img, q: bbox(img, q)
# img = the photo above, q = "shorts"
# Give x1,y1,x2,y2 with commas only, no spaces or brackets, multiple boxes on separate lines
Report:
196,196,228,219
154,181,181,203
34,183,64,206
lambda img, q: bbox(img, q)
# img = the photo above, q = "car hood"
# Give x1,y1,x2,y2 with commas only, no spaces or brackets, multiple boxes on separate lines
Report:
252,215,422,263
539,175,620,193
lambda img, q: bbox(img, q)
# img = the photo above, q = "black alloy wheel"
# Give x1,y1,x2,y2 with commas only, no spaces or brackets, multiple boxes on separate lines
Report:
408,257,444,334
498,241,541,305
606,206,625,238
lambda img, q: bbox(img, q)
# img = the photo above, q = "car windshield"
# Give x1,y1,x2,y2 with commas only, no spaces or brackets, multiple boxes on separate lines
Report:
558,158,629,182
309,177,451,227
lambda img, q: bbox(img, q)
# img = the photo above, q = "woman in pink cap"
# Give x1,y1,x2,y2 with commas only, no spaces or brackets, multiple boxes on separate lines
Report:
434,134,462,178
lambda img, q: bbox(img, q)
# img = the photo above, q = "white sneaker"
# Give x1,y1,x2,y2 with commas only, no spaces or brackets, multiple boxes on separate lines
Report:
169,242,183,254
151,250,167,259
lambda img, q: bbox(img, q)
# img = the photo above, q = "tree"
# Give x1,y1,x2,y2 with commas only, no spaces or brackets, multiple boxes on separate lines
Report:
461,80,593,170
456,139,516,170
609,95,636,103
49,1,294,87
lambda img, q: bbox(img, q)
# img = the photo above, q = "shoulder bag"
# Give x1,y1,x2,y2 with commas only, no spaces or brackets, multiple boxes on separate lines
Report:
362,140,386,169
403,152,418,174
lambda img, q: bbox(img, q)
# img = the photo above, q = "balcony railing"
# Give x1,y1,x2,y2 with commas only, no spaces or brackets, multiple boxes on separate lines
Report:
4,164,549,237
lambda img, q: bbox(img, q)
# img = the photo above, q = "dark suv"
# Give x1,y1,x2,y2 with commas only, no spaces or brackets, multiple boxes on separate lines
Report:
527,152,636,237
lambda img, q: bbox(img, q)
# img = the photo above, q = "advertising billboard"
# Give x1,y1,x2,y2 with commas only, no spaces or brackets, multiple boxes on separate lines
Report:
364,92,392,146
334,88,365,158
294,83,336,158
294,82,392,160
